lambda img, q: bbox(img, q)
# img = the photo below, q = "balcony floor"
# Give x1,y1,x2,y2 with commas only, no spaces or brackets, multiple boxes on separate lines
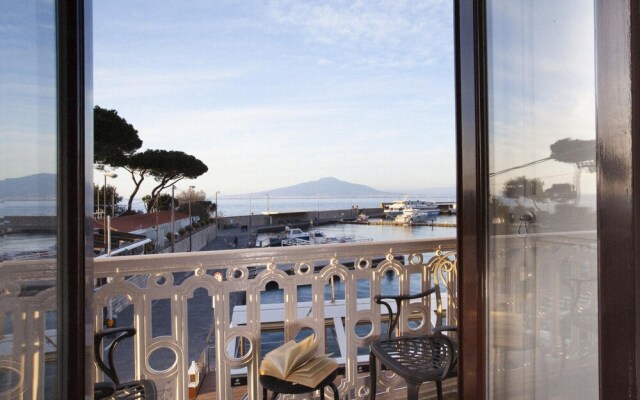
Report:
194,372,458,399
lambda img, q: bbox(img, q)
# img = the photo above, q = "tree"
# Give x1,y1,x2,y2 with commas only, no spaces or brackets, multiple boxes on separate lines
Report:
176,187,207,204
121,150,208,213
94,106,142,169
142,193,176,212
93,183,124,217
176,188,213,222
147,150,209,205
121,149,161,212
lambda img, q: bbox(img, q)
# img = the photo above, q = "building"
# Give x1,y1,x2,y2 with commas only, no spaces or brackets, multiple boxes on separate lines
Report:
94,210,191,252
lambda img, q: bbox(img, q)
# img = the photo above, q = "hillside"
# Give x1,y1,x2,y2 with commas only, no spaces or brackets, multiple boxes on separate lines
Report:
248,177,391,197
1,173,56,199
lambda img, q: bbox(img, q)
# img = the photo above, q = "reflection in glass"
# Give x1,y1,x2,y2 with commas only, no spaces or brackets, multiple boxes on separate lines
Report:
1,1,58,398
486,1,597,399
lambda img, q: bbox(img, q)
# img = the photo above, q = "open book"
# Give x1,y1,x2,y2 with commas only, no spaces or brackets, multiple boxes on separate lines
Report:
259,334,338,388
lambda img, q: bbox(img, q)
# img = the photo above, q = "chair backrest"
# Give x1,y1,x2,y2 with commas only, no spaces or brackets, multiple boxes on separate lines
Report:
94,327,137,385
375,249,458,338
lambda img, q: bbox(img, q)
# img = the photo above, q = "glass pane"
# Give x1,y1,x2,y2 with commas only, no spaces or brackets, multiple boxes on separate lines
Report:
486,1,597,399
0,0,58,398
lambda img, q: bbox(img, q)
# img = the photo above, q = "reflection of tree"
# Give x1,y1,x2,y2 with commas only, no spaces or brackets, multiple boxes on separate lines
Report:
490,138,595,205
544,183,577,204
502,176,547,210
490,138,595,176
549,139,595,170
549,139,595,204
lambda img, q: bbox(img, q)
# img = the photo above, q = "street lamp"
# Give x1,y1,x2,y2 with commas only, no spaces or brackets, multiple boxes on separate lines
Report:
189,185,195,252
171,185,176,252
103,172,117,253
215,191,221,229
103,172,117,218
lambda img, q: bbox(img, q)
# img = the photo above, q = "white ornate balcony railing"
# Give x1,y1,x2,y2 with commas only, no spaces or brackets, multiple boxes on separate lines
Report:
0,232,598,399
93,238,457,400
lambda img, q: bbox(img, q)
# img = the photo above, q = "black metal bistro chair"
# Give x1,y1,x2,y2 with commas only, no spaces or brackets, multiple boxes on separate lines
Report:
94,327,157,400
369,252,458,400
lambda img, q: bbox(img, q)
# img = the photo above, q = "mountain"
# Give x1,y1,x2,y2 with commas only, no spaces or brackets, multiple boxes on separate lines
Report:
1,173,56,199
247,177,391,197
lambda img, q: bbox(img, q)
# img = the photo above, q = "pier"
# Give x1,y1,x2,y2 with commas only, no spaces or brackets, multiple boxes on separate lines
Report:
343,219,457,228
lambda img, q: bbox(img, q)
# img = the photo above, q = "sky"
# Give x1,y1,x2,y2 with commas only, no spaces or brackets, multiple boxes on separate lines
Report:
92,0,456,199
486,0,597,196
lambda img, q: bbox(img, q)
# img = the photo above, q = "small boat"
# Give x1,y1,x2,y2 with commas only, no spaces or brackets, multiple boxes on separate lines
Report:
264,227,372,247
394,208,440,224
355,212,369,223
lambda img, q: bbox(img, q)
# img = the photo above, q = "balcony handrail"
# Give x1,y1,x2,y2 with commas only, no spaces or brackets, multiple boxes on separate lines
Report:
94,237,457,276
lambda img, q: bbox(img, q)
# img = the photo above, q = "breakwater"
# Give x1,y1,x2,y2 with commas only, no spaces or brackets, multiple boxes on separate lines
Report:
3,216,57,233
218,207,383,232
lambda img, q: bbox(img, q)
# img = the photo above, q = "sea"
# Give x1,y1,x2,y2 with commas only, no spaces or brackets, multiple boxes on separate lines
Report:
214,195,455,217
3,197,456,253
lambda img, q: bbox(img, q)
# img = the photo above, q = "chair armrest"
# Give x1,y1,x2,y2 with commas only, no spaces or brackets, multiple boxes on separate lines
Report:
374,288,438,337
374,287,437,304
433,325,457,336
94,382,116,399
95,327,136,342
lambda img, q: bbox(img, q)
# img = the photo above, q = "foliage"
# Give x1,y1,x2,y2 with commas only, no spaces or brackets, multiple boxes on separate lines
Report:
142,193,176,212
94,106,142,168
179,228,186,236
94,107,209,213
147,150,209,203
178,200,213,222
93,183,124,217
121,149,163,212
176,187,207,204
175,187,213,221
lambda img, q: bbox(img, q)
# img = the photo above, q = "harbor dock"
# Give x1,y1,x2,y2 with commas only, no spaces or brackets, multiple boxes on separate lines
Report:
343,219,457,228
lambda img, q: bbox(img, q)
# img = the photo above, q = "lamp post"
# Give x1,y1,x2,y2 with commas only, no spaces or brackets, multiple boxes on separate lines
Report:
103,172,117,253
215,191,221,229
189,185,195,252
171,185,176,252
103,172,117,218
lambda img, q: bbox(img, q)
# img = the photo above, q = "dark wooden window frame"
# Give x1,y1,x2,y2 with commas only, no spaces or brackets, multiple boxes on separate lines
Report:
57,0,93,398
455,0,488,398
456,0,640,398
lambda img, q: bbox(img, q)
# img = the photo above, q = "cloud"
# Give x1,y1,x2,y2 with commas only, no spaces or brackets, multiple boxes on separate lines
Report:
266,0,453,68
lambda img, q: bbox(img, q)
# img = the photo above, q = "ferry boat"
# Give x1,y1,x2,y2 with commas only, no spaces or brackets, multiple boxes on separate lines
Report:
383,197,440,219
394,208,441,224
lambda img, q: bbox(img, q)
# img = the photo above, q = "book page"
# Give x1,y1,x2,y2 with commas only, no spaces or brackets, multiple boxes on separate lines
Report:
286,355,338,387
260,334,337,387
285,335,318,373
260,340,297,379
